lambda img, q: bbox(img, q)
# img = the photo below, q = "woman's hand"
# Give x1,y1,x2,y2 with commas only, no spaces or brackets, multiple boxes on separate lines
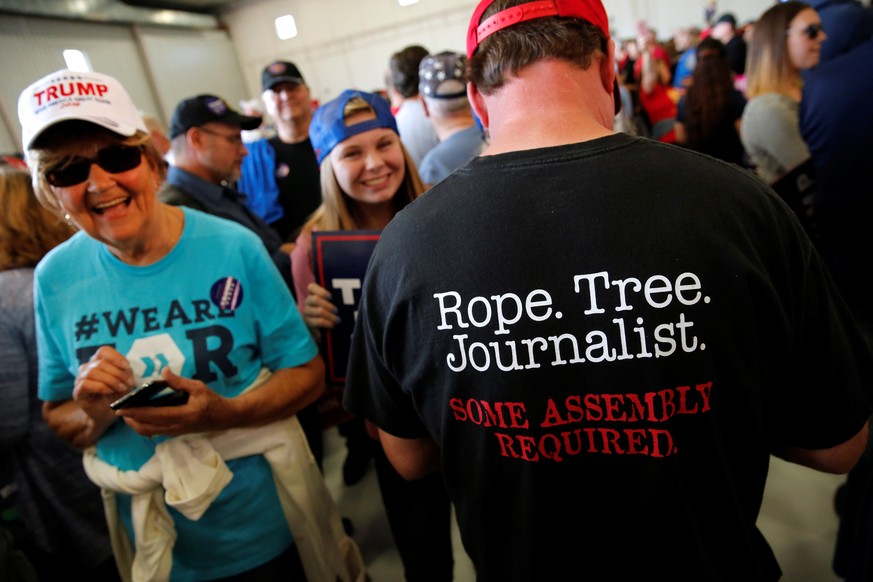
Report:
114,367,226,437
116,361,325,438
303,282,340,329
74,345,134,425
42,346,134,448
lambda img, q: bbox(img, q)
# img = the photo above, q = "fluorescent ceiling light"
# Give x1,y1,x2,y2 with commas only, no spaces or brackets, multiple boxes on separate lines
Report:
275,15,298,40
399,0,420,6
63,49,91,72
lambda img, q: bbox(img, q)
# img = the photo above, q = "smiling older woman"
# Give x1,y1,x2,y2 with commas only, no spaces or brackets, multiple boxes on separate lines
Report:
18,69,363,582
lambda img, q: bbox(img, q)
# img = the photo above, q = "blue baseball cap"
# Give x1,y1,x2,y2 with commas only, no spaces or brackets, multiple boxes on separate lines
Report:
309,89,398,165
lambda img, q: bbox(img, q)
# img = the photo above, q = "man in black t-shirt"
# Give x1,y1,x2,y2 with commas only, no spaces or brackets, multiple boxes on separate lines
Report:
344,1,873,580
710,13,747,76
239,61,373,486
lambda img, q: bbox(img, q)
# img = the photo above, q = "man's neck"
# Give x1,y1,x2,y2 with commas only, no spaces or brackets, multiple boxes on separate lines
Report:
482,61,615,155
276,117,311,144
432,113,476,142
174,162,223,187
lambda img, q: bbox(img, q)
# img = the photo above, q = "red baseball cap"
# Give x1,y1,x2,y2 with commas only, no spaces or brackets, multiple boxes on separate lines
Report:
467,0,610,59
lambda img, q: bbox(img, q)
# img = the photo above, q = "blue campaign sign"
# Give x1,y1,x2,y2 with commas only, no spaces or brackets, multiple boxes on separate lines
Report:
312,230,381,384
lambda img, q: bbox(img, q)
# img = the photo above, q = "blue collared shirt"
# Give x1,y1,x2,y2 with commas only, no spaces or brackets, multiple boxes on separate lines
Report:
165,166,283,253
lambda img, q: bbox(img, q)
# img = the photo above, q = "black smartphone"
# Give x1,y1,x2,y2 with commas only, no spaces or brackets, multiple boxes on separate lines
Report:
109,379,189,410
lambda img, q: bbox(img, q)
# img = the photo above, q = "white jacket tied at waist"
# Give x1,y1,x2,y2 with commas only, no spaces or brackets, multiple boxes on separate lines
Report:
83,369,365,582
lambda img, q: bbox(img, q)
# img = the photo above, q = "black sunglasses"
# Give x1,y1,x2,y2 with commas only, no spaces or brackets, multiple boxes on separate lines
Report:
45,144,143,187
787,22,824,40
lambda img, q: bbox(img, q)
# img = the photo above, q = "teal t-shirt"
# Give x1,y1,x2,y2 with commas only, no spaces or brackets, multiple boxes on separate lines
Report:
35,207,317,580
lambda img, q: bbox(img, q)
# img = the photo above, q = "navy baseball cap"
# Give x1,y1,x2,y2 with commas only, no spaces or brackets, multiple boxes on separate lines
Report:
715,13,737,27
169,94,261,139
262,60,306,92
309,89,398,165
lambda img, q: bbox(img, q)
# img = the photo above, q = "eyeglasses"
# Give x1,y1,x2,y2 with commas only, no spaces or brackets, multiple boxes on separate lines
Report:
45,144,143,187
197,126,244,146
786,22,824,40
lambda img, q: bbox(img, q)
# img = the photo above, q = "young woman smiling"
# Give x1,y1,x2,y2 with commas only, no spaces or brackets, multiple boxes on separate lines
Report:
291,90,456,582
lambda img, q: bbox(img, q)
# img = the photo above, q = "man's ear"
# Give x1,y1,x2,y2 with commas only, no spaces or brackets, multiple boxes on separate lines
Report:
602,38,617,98
186,127,199,147
467,82,488,129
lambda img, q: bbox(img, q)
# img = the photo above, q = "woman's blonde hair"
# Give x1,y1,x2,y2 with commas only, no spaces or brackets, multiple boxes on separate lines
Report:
24,122,167,215
0,164,76,270
303,96,424,232
745,1,810,98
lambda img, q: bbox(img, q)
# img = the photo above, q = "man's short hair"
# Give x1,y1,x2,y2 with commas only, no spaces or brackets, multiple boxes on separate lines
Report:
388,45,430,98
468,0,607,96
715,13,737,29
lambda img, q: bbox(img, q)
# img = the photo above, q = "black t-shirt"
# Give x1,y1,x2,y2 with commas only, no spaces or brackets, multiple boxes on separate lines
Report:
268,136,322,243
345,133,873,581
725,36,748,76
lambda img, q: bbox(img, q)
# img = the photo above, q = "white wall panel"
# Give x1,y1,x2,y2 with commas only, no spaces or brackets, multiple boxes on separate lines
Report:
224,0,780,107
0,14,244,154
136,26,248,125
0,0,809,155
223,0,476,105
605,0,773,40
0,15,157,154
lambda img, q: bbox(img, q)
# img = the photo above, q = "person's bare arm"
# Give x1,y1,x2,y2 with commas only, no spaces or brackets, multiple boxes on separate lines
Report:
43,399,118,449
117,357,325,437
656,58,672,86
378,428,441,480
639,50,657,95
42,345,133,448
775,422,869,474
674,121,687,144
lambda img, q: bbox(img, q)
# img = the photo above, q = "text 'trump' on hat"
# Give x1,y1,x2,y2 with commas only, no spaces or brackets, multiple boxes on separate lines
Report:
169,94,261,139
18,69,148,151
262,61,306,92
419,51,468,99
309,89,398,166
466,0,610,58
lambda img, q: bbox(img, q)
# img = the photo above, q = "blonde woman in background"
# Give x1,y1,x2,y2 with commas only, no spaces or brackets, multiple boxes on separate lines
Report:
741,1,826,185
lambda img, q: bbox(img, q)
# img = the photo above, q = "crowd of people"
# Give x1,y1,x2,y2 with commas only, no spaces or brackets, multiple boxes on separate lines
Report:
2,0,873,580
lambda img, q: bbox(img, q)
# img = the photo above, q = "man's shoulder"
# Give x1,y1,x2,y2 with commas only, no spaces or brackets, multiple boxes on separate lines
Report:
240,137,275,164
417,135,759,197
158,182,207,211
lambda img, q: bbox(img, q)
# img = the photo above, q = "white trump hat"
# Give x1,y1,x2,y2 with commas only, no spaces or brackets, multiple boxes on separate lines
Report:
18,69,147,150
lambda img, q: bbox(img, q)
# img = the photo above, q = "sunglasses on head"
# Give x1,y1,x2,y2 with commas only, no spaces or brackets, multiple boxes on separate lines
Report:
787,22,824,40
45,144,143,187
